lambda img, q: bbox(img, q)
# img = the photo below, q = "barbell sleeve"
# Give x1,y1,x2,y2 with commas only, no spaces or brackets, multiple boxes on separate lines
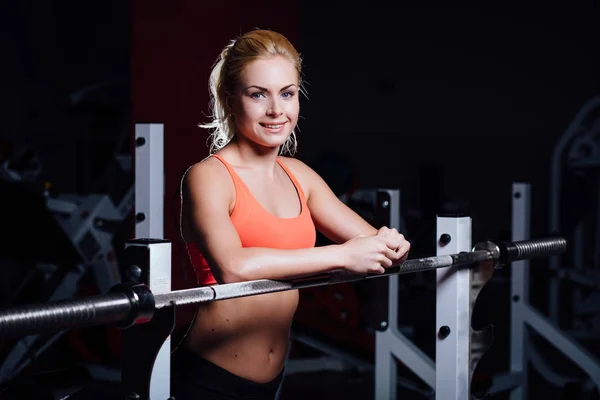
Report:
500,237,567,263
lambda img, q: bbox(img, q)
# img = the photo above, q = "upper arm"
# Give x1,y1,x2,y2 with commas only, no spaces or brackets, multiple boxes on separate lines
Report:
280,157,377,243
181,159,244,283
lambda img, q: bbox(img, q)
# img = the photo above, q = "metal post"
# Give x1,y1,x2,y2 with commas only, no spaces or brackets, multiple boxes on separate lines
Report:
374,189,400,400
375,190,437,399
435,216,472,400
512,182,600,395
135,123,164,239
549,96,600,325
122,240,173,400
510,183,530,400
133,123,170,399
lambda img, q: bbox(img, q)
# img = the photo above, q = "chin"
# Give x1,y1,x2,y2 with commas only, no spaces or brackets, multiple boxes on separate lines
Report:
259,135,290,148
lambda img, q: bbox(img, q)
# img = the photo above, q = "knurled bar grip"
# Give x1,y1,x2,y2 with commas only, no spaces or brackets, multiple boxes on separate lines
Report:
0,293,132,340
0,237,566,340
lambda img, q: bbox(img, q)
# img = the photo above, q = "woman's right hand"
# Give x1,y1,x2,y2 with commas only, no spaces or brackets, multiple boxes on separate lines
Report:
339,235,400,274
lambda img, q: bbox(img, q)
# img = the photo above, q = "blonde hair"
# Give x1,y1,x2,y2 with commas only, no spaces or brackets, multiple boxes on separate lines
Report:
199,29,304,155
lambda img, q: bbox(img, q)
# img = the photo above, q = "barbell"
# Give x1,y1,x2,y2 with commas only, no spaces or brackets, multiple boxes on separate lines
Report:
0,236,566,340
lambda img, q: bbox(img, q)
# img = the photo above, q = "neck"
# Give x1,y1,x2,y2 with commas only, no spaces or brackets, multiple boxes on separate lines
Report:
228,137,281,172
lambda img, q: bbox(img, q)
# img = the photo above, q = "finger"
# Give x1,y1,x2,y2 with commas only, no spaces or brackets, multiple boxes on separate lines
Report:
377,226,390,236
383,256,393,267
388,228,399,237
372,263,387,273
396,241,411,262
390,232,404,248
398,240,411,255
378,235,401,251
376,252,393,266
382,247,399,262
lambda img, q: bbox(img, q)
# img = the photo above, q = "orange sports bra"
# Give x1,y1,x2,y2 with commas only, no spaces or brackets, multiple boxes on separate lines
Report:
185,154,317,285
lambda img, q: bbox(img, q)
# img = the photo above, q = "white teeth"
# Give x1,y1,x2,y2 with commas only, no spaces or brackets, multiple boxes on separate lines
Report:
264,124,283,129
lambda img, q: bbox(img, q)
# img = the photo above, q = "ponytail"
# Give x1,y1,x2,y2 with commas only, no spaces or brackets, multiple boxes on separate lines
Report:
198,41,237,154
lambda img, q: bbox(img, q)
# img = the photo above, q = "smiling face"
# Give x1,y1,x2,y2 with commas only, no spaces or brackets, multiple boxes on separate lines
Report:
230,56,300,151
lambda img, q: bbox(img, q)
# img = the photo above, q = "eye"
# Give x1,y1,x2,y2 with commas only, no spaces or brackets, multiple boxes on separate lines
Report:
281,91,295,99
250,92,266,99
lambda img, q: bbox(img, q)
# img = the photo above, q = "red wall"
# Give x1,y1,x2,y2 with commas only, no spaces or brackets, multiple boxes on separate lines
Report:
132,1,300,326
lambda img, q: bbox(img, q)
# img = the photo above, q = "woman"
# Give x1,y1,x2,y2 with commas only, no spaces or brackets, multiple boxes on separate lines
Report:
174,29,410,399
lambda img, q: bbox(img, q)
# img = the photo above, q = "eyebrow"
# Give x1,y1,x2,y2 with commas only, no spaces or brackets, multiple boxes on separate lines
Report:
245,84,297,92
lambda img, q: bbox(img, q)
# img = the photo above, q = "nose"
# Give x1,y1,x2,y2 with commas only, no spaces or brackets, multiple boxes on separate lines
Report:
267,98,283,117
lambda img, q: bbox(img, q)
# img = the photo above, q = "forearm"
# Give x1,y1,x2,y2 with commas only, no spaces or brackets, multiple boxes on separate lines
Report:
311,201,378,243
224,245,345,282
318,220,378,244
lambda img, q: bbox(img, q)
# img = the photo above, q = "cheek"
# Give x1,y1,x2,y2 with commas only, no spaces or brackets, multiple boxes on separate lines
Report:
284,100,300,120
239,102,264,121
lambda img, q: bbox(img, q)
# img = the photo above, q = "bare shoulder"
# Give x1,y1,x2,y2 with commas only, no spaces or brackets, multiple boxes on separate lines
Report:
181,156,234,200
184,156,225,181
277,156,314,175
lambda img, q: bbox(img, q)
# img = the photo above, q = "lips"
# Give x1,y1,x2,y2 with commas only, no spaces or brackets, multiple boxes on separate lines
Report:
260,122,287,129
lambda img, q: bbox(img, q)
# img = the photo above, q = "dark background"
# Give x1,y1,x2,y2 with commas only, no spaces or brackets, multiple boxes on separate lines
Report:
1,0,598,399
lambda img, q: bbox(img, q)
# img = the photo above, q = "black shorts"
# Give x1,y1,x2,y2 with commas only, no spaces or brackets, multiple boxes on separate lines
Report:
171,342,284,400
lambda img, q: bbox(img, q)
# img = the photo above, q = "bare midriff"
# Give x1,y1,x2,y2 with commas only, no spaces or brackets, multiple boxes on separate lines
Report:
185,290,298,382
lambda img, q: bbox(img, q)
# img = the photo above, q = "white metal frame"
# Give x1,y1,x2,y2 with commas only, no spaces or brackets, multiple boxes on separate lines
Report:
375,191,437,399
548,96,600,328
510,182,531,399
134,123,170,400
135,123,164,239
434,216,472,400
375,215,473,400
510,182,600,398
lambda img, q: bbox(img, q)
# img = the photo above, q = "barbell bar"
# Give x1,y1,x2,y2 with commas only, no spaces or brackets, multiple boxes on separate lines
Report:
0,237,566,340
